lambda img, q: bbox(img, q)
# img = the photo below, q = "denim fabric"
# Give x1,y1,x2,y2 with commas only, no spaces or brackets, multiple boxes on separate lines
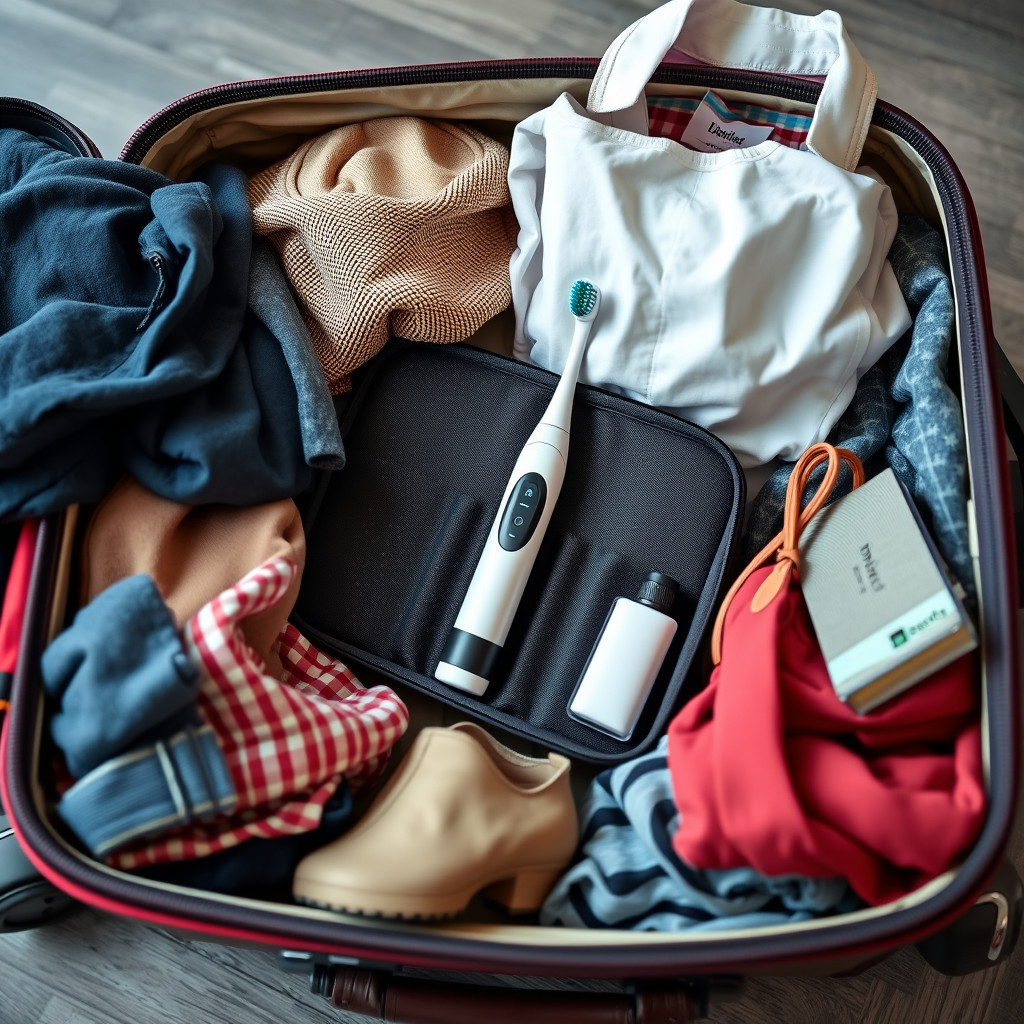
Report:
41,574,200,778
138,782,356,895
249,238,346,471
0,131,326,517
0,428,115,519
57,724,236,857
127,163,318,504
540,738,857,931
0,129,230,515
744,214,972,602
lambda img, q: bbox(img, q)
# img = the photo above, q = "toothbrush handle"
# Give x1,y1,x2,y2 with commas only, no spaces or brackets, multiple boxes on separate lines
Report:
435,439,566,695
459,440,566,641
434,303,593,696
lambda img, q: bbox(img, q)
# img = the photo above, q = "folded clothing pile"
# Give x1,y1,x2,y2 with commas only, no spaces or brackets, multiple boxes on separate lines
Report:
744,213,974,606
541,737,857,931
41,481,408,880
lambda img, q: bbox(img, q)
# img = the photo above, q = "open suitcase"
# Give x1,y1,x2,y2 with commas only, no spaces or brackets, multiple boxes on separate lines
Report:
2,1,1024,1020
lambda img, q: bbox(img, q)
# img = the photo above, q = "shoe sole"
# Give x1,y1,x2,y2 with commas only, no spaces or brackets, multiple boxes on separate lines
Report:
292,862,567,920
293,893,461,921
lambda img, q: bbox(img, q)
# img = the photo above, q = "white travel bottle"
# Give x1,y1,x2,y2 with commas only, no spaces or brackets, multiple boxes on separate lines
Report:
568,572,679,741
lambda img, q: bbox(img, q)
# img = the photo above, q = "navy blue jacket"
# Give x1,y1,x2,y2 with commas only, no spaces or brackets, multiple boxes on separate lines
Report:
0,129,342,517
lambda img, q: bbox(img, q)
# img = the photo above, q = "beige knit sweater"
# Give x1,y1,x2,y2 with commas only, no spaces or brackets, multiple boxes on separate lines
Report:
247,117,518,394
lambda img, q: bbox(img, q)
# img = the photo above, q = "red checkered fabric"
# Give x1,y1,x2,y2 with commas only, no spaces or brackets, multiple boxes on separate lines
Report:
109,556,408,869
647,101,810,152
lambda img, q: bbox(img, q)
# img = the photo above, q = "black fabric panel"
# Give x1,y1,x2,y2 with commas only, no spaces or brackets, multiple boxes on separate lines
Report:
295,340,743,762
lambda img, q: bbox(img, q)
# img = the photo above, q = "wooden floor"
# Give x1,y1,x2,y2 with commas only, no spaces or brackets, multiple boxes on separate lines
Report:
1,1,1023,1022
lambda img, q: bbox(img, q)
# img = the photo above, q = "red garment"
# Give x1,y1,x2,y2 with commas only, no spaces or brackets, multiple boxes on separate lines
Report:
0,520,39,692
667,550,985,907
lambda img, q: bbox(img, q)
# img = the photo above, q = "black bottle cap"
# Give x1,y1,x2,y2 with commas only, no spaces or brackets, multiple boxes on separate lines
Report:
636,571,678,613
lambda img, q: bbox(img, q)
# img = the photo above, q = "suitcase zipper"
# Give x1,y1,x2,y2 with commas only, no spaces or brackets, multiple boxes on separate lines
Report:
118,59,843,163
0,96,101,157
2,60,1018,978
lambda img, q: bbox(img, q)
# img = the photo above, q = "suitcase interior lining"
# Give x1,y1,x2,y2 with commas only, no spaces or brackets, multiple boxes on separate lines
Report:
21,77,996,947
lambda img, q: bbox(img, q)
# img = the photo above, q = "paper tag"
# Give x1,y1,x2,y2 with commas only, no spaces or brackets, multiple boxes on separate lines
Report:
679,91,775,153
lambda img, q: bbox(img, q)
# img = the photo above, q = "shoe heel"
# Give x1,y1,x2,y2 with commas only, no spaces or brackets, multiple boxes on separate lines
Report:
483,866,561,914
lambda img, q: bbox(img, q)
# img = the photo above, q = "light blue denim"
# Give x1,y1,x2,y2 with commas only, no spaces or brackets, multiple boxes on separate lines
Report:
57,724,236,857
41,574,201,779
541,739,857,931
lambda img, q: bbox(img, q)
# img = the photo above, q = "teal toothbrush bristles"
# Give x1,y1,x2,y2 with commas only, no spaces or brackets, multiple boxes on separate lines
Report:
569,279,598,319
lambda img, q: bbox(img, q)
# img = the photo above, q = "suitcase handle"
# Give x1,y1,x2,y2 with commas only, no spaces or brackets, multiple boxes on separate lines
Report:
323,967,701,1024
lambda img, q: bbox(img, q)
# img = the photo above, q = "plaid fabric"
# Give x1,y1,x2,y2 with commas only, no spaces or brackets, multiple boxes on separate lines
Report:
109,556,408,869
647,94,812,152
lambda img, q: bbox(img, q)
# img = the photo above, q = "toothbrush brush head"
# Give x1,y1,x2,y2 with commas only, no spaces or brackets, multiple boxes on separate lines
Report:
569,280,600,322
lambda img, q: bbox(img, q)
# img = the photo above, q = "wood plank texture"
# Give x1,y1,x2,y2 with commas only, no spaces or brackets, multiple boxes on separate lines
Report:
1,2,1023,1023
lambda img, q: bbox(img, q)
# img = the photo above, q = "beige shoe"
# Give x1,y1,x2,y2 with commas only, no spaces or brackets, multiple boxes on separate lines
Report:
292,722,578,919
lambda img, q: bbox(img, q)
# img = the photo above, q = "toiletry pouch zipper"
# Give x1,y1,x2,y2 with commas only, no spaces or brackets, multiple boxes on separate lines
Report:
291,339,744,765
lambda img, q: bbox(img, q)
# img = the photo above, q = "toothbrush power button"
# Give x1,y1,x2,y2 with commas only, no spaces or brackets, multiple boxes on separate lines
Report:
499,473,546,551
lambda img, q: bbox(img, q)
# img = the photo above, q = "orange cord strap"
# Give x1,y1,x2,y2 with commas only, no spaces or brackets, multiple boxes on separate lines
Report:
710,443,865,665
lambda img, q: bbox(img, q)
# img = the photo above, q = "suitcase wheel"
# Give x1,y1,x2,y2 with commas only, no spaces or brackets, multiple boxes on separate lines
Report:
915,860,1024,975
0,813,77,932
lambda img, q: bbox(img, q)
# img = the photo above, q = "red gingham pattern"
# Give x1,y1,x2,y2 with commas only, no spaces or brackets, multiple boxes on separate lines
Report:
647,103,809,152
109,556,408,869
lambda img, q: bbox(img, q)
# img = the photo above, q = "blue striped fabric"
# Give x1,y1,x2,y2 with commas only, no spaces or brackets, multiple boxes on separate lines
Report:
540,739,858,931
58,724,236,857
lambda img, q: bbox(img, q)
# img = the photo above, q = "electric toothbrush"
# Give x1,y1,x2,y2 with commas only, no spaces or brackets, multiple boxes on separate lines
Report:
435,280,601,696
